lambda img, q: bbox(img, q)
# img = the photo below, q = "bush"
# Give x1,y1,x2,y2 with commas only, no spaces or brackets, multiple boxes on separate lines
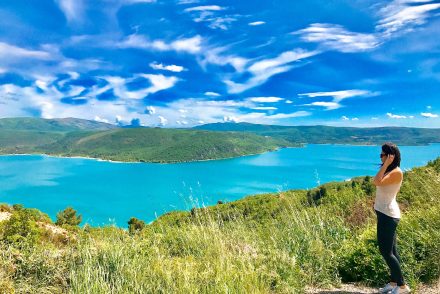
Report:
56,207,82,226
127,217,145,235
0,208,42,247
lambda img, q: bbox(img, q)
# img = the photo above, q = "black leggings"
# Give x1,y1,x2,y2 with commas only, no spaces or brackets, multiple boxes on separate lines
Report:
376,210,405,286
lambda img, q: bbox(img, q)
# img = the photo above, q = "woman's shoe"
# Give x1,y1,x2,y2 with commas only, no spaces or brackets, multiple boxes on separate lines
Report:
390,285,411,294
379,283,395,293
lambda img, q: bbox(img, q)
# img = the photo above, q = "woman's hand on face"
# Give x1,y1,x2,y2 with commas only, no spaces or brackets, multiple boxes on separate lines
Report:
384,154,395,167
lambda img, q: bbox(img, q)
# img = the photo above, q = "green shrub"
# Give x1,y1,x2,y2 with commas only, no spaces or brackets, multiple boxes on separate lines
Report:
56,207,82,226
0,208,42,248
127,217,145,235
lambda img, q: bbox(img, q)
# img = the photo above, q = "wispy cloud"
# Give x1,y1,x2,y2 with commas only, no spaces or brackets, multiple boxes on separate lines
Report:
124,0,156,4
247,97,284,103
0,42,51,60
204,91,220,97
421,112,439,118
252,106,277,110
119,34,202,54
387,112,407,119
299,90,378,110
177,0,200,4
304,101,341,110
295,1,440,53
294,23,380,52
266,111,311,119
183,5,238,30
150,62,186,72
55,0,84,23
184,5,224,12
249,21,266,26
298,90,378,102
224,49,319,94
377,0,440,38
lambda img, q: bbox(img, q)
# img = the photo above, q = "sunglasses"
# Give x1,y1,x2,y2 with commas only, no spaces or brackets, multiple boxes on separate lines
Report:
380,153,387,158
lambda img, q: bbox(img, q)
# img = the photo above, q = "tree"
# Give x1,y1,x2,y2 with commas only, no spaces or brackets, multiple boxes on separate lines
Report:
56,207,82,226
128,217,145,235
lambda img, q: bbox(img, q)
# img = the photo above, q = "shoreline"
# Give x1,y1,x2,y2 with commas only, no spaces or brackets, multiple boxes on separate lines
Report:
1,142,439,164
0,146,298,165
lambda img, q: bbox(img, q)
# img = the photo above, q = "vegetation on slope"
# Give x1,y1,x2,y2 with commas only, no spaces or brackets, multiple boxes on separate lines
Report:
0,158,439,292
6,128,294,163
194,122,440,145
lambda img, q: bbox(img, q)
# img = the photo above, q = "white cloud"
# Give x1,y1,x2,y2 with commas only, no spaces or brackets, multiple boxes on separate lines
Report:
294,23,379,53
150,62,186,72
178,0,200,4
298,89,377,102
248,97,284,103
266,111,311,119
223,116,239,123
285,100,293,104
55,0,84,23
94,116,110,123
300,90,378,111
124,0,156,4
304,101,341,110
184,5,224,12
372,117,379,120
101,74,179,100
119,34,202,54
387,112,407,119
427,105,432,109
202,47,249,72
204,91,221,97
145,106,156,115
184,5,237,30
352,117,359,121
341,116,349,120
249,21,266,26
421,112,439,118
0,42,51,60
376,1,440,38
225,49,319,94
158,116,168,126
252,107,278,110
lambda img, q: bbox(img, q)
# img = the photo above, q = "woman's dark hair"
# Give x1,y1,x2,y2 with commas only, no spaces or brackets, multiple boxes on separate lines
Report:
382,142,401,174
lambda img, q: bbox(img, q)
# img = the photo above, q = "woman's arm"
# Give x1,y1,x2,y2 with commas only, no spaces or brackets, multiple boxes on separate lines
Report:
373,155,402,186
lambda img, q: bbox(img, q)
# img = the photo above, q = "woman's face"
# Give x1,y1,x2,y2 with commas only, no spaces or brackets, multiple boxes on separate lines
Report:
380,150,387,163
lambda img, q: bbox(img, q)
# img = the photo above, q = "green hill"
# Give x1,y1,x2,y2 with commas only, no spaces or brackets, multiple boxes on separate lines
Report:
194,122,440,145
1,158,439,292
0,118,295,162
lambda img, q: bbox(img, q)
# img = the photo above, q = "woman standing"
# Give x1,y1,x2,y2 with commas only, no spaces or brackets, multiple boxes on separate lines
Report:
373,143,411,294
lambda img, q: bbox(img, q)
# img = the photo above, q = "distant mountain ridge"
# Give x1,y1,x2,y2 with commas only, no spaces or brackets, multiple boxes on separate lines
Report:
194,122,440,145
0,117,116,132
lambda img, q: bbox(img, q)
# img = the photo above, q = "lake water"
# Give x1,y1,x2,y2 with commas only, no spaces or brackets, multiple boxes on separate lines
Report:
0,144,439,227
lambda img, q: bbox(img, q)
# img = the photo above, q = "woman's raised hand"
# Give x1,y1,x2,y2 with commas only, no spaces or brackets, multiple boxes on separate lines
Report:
384,154,395,167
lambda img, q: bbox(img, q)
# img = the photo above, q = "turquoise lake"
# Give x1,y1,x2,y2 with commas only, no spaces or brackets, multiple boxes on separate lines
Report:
1,144,439,227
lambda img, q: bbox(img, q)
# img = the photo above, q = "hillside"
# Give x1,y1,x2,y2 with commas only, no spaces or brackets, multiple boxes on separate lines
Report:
0,118,295,162
194,122,440,145
0,158,439,292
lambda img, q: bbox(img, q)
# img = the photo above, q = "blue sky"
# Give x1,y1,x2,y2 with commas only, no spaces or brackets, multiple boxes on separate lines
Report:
0,0,439,128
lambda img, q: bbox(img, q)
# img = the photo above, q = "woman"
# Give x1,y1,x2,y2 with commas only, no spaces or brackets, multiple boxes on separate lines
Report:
373,143,411,294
